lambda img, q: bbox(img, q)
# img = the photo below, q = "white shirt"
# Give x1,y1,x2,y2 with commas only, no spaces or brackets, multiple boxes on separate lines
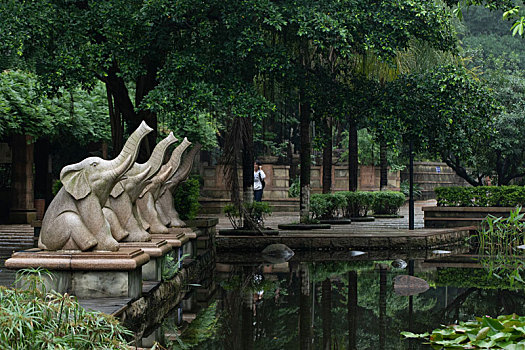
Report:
254,169,266,190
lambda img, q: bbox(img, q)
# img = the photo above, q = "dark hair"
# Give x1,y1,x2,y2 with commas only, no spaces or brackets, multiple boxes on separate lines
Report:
255,160,262,166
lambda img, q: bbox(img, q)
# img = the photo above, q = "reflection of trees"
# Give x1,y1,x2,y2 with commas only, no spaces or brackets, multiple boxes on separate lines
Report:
299,263,313,350
321,278,332,350
347,271,357,350
199,261,525,350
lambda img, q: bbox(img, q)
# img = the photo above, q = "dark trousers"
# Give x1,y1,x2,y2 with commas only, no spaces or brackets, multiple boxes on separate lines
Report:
254,189,263,202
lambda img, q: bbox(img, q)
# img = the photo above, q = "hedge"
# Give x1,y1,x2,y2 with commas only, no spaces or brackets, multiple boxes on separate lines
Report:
310,191,406,219
371,191,406,215
435,186,525,207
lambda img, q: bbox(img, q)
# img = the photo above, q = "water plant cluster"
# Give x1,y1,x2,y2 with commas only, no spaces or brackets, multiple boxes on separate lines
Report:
0,269,132,349
402,314,525,349
310,191,405,219
478,207,525,286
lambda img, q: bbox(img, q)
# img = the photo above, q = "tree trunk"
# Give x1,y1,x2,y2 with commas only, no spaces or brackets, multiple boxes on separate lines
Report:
348,118,358,191
379,137,388,190
106,83,123,155
322,117,332,194
300,98,311,223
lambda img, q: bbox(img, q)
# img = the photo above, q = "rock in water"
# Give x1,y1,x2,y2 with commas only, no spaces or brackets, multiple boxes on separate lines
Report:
393,275,429,296
391,259,407,269
262,244,294,264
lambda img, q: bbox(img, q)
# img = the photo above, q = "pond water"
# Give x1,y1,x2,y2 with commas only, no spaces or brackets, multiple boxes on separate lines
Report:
147,253,525,349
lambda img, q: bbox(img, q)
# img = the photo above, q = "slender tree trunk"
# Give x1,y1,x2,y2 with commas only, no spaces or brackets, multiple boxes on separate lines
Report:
106,83,123,155
242,117,254,229
300,97,312,223
322,116,332,194
379,137,388,190
348,118,358,191
322,278,332,350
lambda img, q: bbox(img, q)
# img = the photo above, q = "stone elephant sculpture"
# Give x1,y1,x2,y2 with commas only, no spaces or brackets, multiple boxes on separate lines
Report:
103,132,177,242
136,138,192,233
38,121,152,251
155,143,201,228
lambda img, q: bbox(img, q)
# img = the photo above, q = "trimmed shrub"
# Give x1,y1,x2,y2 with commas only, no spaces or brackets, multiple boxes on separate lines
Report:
341,191,375,217
174,175,202,220
435,186,525,207
371,191,406,215
310,193,347,219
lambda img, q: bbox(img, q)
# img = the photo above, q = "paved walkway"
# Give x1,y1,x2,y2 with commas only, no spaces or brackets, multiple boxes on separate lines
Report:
202,199,435,231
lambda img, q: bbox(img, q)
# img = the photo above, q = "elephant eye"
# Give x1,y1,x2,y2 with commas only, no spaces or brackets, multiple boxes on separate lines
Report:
90,161,98,167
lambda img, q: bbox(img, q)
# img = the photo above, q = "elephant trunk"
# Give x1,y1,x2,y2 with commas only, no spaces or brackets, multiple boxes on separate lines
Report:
168,143,201,191
112,121,153,177
145,132,177,178
165,138,192,180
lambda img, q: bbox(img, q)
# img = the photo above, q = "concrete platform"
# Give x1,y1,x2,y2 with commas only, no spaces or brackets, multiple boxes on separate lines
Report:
216,226,476,251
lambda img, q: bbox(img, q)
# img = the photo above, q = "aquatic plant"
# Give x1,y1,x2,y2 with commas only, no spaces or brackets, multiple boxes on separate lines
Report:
477,207,525,286
402,314,525,349
1,268,132,349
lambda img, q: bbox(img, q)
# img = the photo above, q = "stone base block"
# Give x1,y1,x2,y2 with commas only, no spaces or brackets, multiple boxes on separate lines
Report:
119,240,172,281
151,232,189,248
6,248,149,298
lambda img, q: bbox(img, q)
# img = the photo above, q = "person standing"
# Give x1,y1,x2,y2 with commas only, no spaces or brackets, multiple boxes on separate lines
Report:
254,160,266,202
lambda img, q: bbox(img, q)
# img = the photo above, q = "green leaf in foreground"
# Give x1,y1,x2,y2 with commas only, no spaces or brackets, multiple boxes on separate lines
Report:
402,315,525,349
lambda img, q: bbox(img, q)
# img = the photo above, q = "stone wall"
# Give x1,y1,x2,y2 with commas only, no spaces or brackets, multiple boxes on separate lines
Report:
198,163,401,213
400,162,469,200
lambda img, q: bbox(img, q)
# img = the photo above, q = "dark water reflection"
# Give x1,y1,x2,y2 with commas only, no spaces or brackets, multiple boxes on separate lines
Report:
152,254,525,349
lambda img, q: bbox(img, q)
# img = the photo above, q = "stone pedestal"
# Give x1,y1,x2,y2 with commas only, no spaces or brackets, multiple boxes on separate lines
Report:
5,248,149,298
9,134,36,224
119,240,172,281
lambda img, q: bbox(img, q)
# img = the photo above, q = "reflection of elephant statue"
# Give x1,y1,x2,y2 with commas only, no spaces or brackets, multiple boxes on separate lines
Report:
136,138,192,233
38,121,152,251
103,133,177,242
155,143,201,228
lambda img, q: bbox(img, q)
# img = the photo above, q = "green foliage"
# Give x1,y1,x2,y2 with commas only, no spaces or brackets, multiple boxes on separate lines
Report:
400,180,422,199
223,201,273,230
173,175,202,220
1,268,132,349
340,191,375,217
0,70,111,143
288,177,300,198
477,207,525,286
379,65,500,186
435,186,525,207
52,179,63,196
402,314,525,349
310,193,347,219
437,267,525,290
162,253,189,281
371,191,406,215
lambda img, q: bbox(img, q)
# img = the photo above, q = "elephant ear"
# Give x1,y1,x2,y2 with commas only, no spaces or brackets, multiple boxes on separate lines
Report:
110,182,125,198
60,167,91,200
